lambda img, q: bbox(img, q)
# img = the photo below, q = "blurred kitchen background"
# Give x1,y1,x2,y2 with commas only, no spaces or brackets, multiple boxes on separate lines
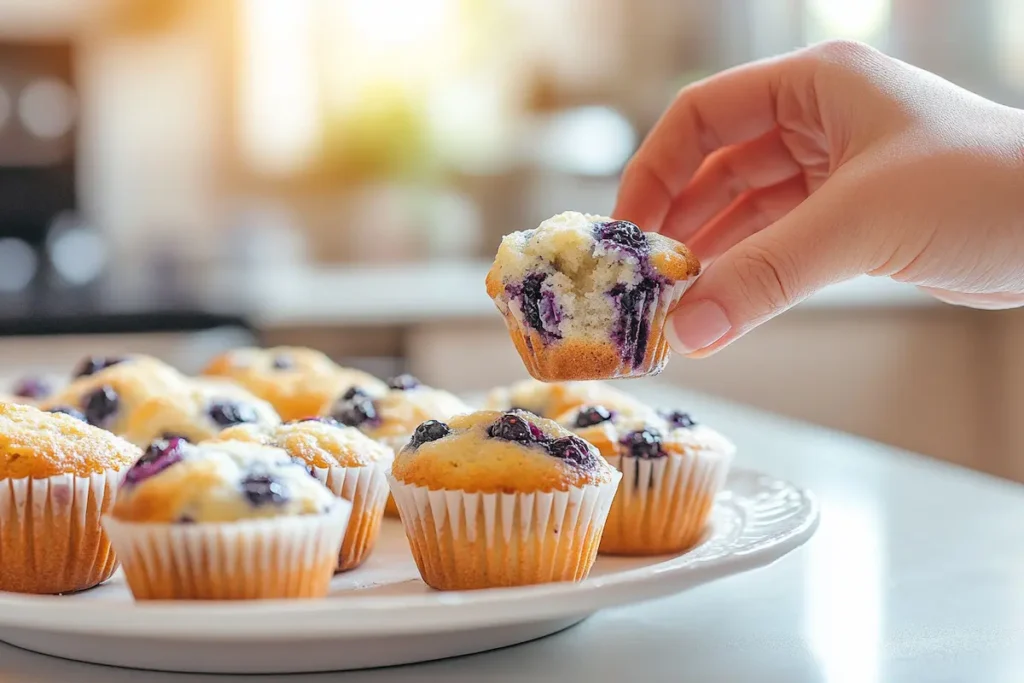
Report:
0,0,1022,479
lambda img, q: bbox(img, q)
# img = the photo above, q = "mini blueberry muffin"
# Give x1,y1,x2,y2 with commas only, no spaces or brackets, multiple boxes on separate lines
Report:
5,375,55,405
558,404,734,555
322,374,471,518
121,378,280,447
102,439,349,600
388,409,621,590
0,402,139,594
483,378,648,419
211,418,392,571
41,355,190,435
486,211,701,380
202,346,388,422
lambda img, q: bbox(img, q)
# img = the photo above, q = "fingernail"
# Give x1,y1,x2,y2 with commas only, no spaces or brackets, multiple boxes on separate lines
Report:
665,300,732,355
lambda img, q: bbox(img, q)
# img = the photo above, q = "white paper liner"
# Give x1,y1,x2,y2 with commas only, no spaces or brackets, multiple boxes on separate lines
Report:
309,462,390,570
102,503,350,600
387,472,621,590
600,446,732,555
0,468,126,594
379,435,409,518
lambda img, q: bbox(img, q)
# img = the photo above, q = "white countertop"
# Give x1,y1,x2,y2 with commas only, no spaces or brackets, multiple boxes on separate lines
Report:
3,381,1019,682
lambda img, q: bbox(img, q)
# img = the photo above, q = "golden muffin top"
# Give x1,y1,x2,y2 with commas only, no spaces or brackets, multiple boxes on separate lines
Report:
0,402,141,479
390,409,617,493
210,417,393,470
201,346,387,421
483,378,646,419
110,439,340,523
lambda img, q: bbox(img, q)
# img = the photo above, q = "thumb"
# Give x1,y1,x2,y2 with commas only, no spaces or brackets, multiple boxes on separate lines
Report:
664,188,877,357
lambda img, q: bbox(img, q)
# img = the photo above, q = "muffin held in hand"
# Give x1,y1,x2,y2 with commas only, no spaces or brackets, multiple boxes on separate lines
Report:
103,439,350,600
388,409,621,590
486,211,700,380
202,346,387,421
483,378,648,419
212,418,392,571
41,355,190,434
121,378,280,447
558,404,734,555
323,374,471,518
0,403,139,594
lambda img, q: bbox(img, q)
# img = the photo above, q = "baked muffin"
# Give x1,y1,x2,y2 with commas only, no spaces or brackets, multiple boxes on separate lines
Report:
483,378,648,419
6,375,55,405
558,404,734,555
388,409,621,590
120,378,280,447
486,211,700,380
202,346,387,421
0,402,139,594
211,418,392,571
103,438,349,600
322,374,471,517
41,355,190,434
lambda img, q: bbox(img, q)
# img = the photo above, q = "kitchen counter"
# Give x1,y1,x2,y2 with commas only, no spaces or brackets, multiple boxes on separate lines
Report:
3,381,1021,682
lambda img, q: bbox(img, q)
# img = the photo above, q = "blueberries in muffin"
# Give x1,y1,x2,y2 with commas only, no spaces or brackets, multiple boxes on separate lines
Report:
408,420,450,449
46,405,87,422
610,277,659,369
83,385,119,427
331,388,378,427
575,405,613,428
12,376,53,400
660,410,696,429
126,438,187,485
208,400,259,428
622,429,664,459
547,436,595,466
594,220,649,254
271,354,294,370
241,473,288,507
387,374,421,391
73,356,126,378
516,273,562,340
487,412,538,443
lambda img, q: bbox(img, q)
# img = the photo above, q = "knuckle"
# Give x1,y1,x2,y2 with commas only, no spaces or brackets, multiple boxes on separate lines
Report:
729,244,797,316
809,38,876,64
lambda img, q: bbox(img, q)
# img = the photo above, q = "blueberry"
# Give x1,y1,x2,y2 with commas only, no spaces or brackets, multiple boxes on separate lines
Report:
594,220,648,253
331,393,377,427
241,473,288,506
126,438,187,485
575,405,613,428
82,386,119,427
622,429,664,459
73,356,126,378
387,374,421,391
610,277,659,368
408,420,450,449
487,412,537,443
177,515,196,524
12,376,52,400
660,410,696,429
208,401,259,427
46,406,87,422
271,355,293,370
547,436,594,466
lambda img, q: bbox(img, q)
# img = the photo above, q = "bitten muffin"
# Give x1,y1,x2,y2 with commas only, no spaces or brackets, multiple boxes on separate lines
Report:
558,404,734,555
202,346,387,421
0,402,139,594
41,355,190,435
322,374,471,518
483,378,648,419
121,378,280,447
388,409,621,590
211,418,392,571
486,211,700,380
103,439,349,600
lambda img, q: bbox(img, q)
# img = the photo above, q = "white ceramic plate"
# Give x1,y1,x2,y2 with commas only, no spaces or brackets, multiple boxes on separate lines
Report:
0,467,818,674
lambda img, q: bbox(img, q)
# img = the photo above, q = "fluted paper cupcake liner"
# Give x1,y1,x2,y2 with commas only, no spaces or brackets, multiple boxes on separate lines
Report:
0,469,126,594
498,279,693,381
379,435,410,519
310,462,390,571
600,448,732,556
102,504,350,601
388,473,621,590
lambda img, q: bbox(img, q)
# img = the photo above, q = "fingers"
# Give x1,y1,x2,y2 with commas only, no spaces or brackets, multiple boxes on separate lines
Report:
614,54,802,231
665,186,876,357
687,174,809,264
660,129,802,243
917,287,1024,310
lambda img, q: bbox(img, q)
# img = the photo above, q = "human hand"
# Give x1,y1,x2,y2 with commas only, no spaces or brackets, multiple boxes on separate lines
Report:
614,40,1024,357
